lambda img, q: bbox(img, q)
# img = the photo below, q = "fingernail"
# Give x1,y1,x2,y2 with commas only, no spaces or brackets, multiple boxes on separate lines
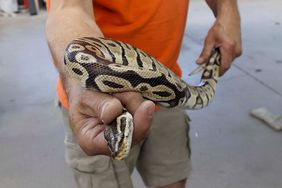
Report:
196,57,203,64
101,102,109,123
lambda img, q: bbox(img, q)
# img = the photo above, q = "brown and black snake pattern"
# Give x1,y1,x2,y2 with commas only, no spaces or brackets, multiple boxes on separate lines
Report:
64,37,221,160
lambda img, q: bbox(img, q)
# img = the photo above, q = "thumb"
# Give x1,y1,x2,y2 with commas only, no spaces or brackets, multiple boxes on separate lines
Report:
196,38,215,65
132,100,155,144
114,92,155,144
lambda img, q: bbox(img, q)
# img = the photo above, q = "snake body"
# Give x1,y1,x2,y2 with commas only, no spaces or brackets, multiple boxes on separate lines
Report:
64,37,220,160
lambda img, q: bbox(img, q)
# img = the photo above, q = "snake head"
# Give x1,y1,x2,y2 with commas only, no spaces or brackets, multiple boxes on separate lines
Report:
104,123,123,156
103,111,134,160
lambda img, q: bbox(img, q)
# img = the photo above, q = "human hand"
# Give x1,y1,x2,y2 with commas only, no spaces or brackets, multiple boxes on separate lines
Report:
67,80,155,156
196,13,242,76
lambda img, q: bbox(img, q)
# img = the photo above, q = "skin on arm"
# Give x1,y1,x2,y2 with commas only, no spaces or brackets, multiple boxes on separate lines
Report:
197,0,242,76
45,0,155,156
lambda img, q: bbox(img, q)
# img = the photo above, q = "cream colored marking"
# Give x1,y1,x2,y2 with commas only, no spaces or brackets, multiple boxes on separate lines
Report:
107,64,162,79
68,44,85,52
119,42,139,68
76,38,113,62
198,88,208,106
65,57,88,88
206,65,213,71
97,38,124,64
204,71,210,77
114,116,123,153
85,45,104,58
184,88,198,108
135,48,155,69
114,112,133,160
139,84,176,101
75,52,97,64
94,75,133,92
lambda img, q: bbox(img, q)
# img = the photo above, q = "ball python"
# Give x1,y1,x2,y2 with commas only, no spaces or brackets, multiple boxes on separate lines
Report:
64,37,221,160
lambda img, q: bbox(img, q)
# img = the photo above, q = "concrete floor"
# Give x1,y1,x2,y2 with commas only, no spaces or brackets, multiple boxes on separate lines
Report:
0,0,282,187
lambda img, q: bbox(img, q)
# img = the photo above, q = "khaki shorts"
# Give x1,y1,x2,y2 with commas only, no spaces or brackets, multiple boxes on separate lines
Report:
61,106,191,188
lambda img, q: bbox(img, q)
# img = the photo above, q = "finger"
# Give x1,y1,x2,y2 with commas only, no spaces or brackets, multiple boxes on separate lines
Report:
219,46,234,76
79,90,123,124
76,119,111,156
196,36,215,65
113,91,145,114
132,100,155,144
68,104,111,156
114,92,155,144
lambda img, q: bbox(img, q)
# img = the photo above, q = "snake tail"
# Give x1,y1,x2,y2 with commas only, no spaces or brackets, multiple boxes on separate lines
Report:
182,48,221,110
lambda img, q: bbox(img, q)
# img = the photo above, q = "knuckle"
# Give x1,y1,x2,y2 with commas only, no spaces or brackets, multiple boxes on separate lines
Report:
204,37,212,45
124,92,139,101
115,91,142,103
79,90,94,105
222,64,231,71
225,40,236,49
200,50,211,59
99,97,121,114
80,94,89,105
108,97,122,107
100,98,123,123
202,51,210,57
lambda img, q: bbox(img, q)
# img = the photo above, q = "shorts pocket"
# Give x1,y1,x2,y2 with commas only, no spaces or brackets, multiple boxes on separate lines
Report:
65,139,112,173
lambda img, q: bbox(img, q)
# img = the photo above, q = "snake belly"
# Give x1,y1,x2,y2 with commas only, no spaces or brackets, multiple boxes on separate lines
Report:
64,37,221,160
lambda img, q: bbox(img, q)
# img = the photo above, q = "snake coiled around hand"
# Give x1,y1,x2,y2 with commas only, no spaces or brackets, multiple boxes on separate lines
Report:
64,37,221,160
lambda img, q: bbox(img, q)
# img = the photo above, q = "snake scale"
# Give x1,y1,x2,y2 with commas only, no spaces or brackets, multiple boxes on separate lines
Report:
64,37,221,160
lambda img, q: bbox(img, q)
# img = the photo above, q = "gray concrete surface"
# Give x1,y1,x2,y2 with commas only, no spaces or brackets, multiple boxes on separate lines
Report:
0,0,281,187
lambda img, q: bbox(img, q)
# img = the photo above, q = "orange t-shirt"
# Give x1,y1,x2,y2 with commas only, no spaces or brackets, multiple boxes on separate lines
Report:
47,0,189,108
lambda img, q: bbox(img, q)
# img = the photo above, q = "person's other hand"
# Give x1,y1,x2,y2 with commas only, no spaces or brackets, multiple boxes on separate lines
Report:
196,13,242,76
67,80,155,156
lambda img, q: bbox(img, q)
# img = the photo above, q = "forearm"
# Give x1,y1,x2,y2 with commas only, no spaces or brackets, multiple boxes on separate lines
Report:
205,0,240,20
45,0,103,90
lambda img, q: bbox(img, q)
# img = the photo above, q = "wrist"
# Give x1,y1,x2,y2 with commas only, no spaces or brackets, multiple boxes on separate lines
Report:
66,78,82,96
215,5,241,35
216,1,240,21
59,73,82,104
